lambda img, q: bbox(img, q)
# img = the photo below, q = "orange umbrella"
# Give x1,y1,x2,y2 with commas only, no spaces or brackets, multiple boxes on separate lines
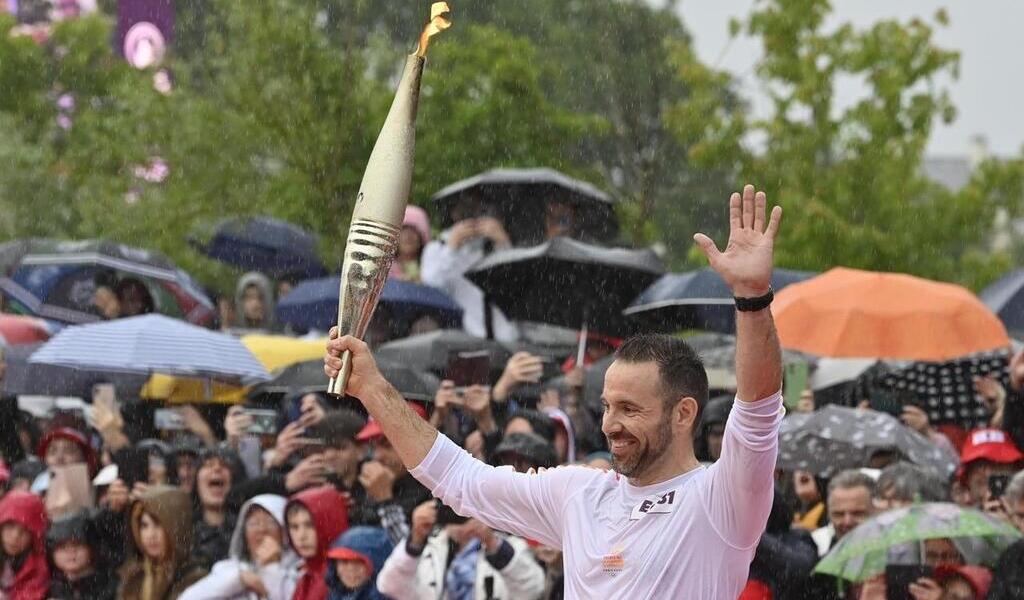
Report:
772,267,1010,361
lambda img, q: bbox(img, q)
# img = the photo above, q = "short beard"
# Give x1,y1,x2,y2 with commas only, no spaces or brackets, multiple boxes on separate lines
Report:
608,414,674,480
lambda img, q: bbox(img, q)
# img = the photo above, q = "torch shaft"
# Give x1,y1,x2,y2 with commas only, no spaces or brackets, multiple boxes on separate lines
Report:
327,350,354,396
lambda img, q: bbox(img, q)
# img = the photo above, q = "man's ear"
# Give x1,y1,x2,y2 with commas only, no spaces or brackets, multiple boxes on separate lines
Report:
676,396,699,433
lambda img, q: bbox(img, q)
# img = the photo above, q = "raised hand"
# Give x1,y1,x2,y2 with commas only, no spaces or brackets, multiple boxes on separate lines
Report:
693,184,781,297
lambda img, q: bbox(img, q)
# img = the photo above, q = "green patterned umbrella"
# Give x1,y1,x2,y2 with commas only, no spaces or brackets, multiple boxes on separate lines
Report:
815,502,1021,582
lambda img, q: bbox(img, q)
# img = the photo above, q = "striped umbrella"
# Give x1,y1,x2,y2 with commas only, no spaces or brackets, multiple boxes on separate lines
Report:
29,314,269,384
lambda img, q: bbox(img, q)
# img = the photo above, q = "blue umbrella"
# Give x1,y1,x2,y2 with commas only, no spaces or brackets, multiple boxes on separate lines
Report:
623,267,815,333
0,239,214,326
190,216,327,278
29,314,270,384
980,268,1024,334
276,277,463,333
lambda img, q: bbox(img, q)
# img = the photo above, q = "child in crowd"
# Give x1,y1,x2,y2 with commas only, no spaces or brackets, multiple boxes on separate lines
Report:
0,491,49,600
46,511,117,600
325,527,393,600
286,485,349,600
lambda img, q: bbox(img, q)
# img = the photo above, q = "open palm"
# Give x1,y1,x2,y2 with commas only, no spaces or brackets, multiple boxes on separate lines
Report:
694,185,781,297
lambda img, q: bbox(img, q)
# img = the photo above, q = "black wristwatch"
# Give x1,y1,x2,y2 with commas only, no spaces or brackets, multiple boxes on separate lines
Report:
734,287,774,312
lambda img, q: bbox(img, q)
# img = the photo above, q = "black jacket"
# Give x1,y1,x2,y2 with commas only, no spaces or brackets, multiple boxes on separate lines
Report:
987,539,1024,600
48,570,118,600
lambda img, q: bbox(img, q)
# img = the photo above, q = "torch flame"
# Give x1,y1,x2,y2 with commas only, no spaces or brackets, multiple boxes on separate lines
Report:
415,2,452,58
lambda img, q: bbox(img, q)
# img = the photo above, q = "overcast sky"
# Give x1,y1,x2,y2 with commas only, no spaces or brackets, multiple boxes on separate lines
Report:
668,0,1023,158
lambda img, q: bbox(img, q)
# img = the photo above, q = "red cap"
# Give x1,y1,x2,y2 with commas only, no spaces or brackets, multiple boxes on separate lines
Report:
326,546,373,573
356,402,428,442
37,427,98,476
960,428,1024,466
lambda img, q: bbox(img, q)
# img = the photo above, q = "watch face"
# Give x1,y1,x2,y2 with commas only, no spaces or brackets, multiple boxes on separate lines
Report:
123,21,165,69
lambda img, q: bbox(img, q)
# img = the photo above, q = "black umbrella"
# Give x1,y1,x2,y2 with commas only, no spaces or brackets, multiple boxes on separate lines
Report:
980,269,1024,335
431,168,619,244
189,216,327,278
778,405,959,479
624,268,815,333
467,237,664,363
861,350,1010,429
375,329,512,379
2,342,148,399
250,358,439,403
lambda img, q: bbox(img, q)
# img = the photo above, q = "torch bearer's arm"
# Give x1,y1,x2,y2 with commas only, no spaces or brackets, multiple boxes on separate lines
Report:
324,331,438,468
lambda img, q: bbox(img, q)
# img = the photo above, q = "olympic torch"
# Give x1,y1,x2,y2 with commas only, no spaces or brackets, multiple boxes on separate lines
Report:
327,2,451,396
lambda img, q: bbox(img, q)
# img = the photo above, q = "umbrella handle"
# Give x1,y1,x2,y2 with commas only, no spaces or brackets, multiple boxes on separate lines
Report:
326,350,354,397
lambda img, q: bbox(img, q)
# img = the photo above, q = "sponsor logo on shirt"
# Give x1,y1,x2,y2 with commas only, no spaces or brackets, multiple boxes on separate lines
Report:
629,490,677,521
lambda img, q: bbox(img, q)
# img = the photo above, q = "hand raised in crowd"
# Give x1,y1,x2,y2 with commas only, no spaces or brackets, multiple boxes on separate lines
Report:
564,365,584,390
475,217,511,248
858,574,886,600
410,500,438,549
101,478,131,513
463,518,500,554
493,352,544,402
446,219,480,250
267,421,305,469
130,481,149,501
433,380,464,416
538,388,561,412
907,577,943,600
224,405,253,447
359,460,396,503
179,405,217,447
252,535,282,567
91,397,129,452
239,569,269,597
285,453,328,492
901,405,932,436
463,385,495,433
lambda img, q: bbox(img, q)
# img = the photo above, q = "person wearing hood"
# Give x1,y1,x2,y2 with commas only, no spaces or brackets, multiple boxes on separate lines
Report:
38,427,98,478
192,447,248,570
744,489,817,600
492,433,557,473
119,485,207,600
0,491,49,600
324,527,393,600
286,485,349,600
46,510,117,600
180,494,301,600
389,205,431,282
234,272,278,331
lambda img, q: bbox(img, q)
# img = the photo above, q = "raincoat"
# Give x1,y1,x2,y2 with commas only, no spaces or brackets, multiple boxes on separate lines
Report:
118,485,208,600
46,511,118,600
0,491,49,600
179,494,301,600
324,527,393,600
287,486,349,600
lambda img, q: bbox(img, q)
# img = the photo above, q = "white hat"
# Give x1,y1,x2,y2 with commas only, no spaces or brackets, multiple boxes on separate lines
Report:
92,463,118,487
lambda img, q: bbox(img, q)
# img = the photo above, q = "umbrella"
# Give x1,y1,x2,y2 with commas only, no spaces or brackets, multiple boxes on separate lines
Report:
980,268,1024,335
251,358,439,402
467,236,664,360
376,329,512,378
275,277,463,333
773,267,1010,361
810,358,880,391
30,314,270,384
861,350,1010,428
0,238,214,326
815,503,1021,582
778,405,959,479
624,268,814,334
189,216,327,278
2,342,148,398
141,334,327,404
431,168,619,244
0,314,52,345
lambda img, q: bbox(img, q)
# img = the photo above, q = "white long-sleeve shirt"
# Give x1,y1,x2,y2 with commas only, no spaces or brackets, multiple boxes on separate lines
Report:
410,392,784,599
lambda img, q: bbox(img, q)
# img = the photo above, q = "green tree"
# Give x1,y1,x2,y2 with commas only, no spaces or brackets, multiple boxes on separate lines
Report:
666,0,1015,287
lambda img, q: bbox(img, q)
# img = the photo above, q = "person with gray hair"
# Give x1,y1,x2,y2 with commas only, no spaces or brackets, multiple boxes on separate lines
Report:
812,470,878,557
1003,469,1024,533
875,462,949,510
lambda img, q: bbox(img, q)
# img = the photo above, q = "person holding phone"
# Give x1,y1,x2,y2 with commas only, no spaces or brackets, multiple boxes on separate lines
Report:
326,185,785,598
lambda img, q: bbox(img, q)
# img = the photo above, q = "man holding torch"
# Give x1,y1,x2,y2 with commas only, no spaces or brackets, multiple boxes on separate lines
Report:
325,185,784,598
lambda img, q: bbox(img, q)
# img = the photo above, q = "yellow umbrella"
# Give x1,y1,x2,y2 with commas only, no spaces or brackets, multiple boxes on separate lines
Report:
142,334,327,404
